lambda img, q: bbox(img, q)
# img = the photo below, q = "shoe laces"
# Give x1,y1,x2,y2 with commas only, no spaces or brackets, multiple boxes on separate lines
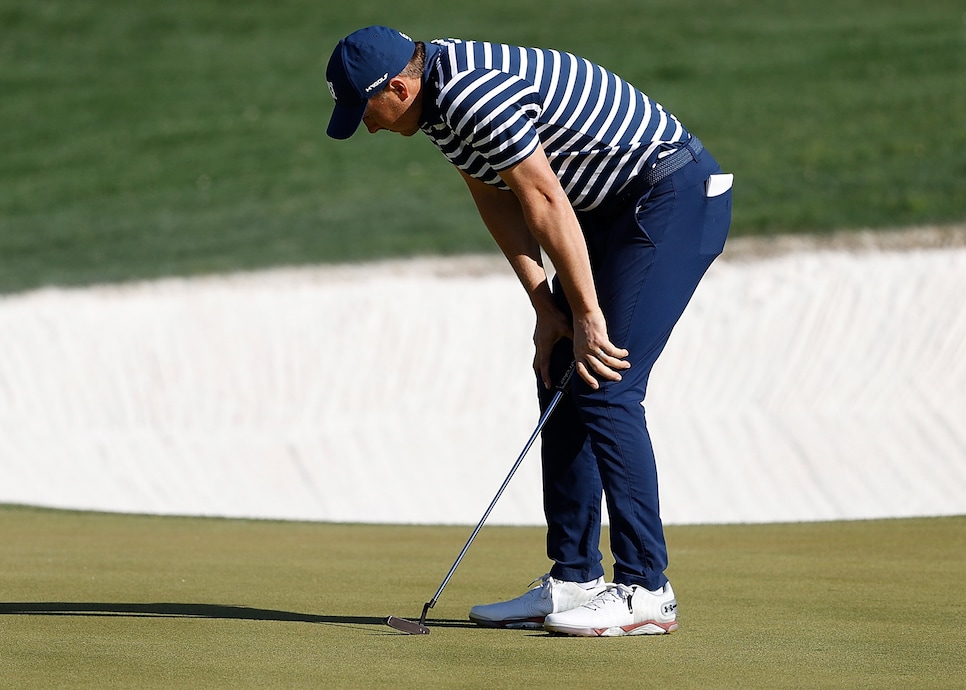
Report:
526,573,554,600
585,583,635,612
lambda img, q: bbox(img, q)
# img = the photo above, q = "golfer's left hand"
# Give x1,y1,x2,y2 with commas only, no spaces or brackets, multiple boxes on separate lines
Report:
573,310,630,389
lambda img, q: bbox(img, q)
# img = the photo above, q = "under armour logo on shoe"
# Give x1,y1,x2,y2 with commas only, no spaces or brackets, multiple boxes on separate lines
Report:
662,601,677,616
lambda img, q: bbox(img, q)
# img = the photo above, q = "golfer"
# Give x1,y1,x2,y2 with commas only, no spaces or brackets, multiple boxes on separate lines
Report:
325,26,732,637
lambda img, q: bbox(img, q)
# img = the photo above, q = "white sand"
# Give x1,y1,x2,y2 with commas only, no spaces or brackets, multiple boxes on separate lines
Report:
2,227,964,525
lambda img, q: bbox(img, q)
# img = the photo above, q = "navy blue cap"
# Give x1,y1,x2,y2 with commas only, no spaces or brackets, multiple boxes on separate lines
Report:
325,26,417,139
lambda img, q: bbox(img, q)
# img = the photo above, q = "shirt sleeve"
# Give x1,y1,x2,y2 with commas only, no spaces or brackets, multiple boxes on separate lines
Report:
437,69,543,172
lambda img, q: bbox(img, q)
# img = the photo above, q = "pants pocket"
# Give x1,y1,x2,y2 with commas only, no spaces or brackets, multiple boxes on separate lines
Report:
700,188,732,256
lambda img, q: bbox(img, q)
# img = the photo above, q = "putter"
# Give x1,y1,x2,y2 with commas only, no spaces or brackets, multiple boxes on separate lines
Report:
386,361,576,635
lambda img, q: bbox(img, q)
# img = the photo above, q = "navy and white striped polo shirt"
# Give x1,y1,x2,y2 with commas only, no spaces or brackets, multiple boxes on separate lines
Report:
419,38,689,212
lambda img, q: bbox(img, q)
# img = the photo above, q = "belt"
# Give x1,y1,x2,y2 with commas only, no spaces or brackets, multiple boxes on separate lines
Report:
594,136,704,218
644,135,703,186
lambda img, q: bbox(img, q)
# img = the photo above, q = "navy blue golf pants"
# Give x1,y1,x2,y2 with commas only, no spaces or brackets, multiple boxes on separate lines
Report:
539,143,731,590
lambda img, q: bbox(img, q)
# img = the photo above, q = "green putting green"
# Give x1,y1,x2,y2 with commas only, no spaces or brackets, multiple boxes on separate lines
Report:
2,505,963,688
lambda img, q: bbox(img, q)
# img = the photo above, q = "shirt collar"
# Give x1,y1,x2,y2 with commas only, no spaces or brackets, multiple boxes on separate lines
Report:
418,41,444,129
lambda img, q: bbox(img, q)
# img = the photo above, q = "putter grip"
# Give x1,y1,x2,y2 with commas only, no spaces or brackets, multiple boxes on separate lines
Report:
555,361,577,392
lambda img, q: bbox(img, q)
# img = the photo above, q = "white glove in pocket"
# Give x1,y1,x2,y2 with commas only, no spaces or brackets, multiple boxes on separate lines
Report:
706,173,734,198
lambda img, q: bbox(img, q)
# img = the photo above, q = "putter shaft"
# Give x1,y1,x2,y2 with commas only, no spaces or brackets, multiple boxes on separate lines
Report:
415,363,575,625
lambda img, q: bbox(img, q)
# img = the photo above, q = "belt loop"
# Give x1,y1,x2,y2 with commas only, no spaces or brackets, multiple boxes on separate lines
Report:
685,135,700,161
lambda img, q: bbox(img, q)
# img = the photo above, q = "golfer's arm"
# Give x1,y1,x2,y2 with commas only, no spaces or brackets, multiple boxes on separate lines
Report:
459,169,556,315
461,148,623,388
495,148,600,322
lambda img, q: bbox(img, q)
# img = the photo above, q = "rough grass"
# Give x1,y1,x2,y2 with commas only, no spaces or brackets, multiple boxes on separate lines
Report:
2,505,963,688
1,0,964,293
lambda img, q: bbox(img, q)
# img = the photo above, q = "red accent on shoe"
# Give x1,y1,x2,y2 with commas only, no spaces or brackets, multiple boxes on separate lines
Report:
621,619,679,634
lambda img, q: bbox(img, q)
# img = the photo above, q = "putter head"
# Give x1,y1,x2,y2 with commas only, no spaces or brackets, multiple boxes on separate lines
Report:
385,615,430,635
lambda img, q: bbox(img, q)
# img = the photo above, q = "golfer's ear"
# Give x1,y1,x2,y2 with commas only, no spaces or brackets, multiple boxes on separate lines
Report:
388,76,411,101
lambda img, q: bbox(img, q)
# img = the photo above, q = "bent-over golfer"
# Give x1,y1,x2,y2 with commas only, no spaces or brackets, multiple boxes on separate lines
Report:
325,26,732,637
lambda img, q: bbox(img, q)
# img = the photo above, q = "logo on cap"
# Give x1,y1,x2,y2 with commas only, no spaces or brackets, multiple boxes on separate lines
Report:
326,80,338,101
365,73,390,94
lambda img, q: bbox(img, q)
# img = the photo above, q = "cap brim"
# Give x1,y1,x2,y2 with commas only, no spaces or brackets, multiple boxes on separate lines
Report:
327,99,368,140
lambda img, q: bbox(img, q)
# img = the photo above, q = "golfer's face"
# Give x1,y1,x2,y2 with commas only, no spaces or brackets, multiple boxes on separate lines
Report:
362,86,419,136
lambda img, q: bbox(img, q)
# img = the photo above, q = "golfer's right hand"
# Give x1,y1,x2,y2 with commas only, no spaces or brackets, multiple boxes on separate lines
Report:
533,307,573,389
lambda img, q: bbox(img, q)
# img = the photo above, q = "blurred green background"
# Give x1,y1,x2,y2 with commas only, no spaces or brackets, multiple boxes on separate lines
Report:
2,0,964,293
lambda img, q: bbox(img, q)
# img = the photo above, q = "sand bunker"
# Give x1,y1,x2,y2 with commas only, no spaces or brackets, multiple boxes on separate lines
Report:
1,227,964,525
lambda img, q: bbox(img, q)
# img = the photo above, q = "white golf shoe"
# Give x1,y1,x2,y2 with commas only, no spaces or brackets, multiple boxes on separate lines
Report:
469,574,606,629
543,582,678,637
